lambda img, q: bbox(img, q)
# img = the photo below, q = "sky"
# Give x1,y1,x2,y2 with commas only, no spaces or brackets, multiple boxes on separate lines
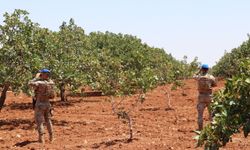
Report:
1,0,250,66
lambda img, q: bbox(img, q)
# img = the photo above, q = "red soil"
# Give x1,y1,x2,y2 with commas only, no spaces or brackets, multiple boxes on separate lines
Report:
0,79,250,150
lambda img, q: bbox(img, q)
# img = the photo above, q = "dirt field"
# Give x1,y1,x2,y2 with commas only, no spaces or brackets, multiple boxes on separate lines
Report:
0,79,250,150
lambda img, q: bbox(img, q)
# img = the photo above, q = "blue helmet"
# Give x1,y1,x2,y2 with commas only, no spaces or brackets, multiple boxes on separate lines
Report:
39,68,50,73
201,64,209,69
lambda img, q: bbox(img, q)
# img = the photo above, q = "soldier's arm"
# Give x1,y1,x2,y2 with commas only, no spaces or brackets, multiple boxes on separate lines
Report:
193,69,201,80
46,80,55,85
30,80,54,87
211,76,217,87
29,79,52,91
193,74,200,80
28,78,39,87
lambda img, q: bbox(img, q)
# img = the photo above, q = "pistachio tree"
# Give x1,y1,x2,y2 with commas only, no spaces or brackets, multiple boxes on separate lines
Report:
47,19,89,101
0,9,41,109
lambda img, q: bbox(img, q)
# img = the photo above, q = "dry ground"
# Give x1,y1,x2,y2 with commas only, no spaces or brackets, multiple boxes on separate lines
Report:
0,79,250,150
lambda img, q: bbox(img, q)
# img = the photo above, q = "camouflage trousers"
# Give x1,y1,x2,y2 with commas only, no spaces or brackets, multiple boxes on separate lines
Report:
34,101,53,143
197,93,213,130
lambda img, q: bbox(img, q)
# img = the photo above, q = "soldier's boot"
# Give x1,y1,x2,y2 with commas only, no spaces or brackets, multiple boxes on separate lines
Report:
49,133,54,142
38,134,45,144
197,115,203,131
198,123,203,131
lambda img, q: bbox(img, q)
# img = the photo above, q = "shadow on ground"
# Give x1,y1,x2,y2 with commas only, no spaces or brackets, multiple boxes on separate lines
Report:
92,138,138,149
0,117,89,131
0,118,34,130
14,140,37,147
7,98,89,110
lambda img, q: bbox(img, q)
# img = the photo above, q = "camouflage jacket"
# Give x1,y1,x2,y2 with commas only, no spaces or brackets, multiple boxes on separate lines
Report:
28,78,55,102
193,72,216,94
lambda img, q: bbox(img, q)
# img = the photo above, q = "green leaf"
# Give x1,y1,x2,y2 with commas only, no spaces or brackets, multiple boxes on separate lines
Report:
245,78,250,84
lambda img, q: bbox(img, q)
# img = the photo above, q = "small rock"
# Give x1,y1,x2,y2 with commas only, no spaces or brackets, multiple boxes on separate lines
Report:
16,134,21,138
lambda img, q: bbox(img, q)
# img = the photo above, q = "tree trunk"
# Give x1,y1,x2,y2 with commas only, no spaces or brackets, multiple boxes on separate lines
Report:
60,83,67,101
128,115,133,142
0,84,10,110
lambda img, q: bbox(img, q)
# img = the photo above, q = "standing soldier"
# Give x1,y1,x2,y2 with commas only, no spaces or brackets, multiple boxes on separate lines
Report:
29,69,55,143
193,64,217,130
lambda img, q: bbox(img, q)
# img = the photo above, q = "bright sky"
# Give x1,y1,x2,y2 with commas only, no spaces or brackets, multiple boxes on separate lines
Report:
1,0,250,66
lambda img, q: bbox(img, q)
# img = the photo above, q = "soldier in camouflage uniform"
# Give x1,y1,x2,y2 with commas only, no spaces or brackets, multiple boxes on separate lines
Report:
193,64,216,130
28,69,55,143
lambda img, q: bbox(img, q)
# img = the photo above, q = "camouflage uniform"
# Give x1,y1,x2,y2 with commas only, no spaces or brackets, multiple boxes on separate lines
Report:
194,72,216,130
29,78,55,143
